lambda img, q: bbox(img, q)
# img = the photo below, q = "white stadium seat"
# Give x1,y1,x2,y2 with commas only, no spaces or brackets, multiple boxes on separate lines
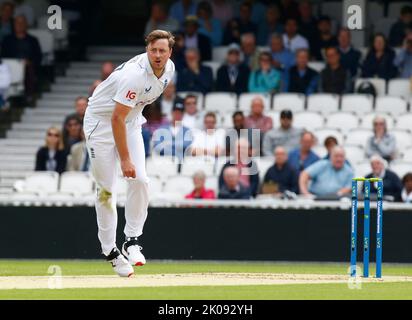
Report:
146,156,178,180
402,148,412,162
202,61,220,80
307,62,325,73
391,129,412,151
375,96,408,116
325,112,359,133
389,161,412,179
344,145,366,164
293,112,324,131
2,59,24,97
23,172,59,195
341,94,374,114
204,92,237,114
176,91,204,110
267,111,280,128
59,172,94,195
345,129,373,147
307,94,339,114
163,176,194,197
254,157,274,180
272,93,305,112
360,113,394,130
312,145,327,158
205,176,218,194
221,114,234,128
355,78,386,96
387,78,411,100
148,176,163,195
28,29,55,65
238,93,271,112
313,128,344,146
395,113,412,131
353,161,372,177
181,156,215,177
212,46,228,63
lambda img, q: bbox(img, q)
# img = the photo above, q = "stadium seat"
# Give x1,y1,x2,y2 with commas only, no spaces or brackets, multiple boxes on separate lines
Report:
146,156,178,180
293,112,324,131
355,78,386,96
344,145,367,164
341,94,374,114
272,93,305,112
387,79,411,100
395,113,412,131
28,29,55,65
306,94,339,114
22,172,59,195
359,47,368,61
176,91,204,110
360,113,395,130
202,61,220,80
238,93,271,112
205,176,218,194
267,111,280,128
389,161,412,180
254,156,274,180
180,156,215,177
402,148,412,162
204,92,237,114
313,128,344,146
221,114,234,128
312,145,327,158
212,46,228,63
345,129,373,147
307,62,325,73
375,96,408,116
37,15,69,50
391,129,412,151
325,112,359,133
2,59,24,98
59,172,94,195
353,161,372,177
148,176,163,195
163,176,194,198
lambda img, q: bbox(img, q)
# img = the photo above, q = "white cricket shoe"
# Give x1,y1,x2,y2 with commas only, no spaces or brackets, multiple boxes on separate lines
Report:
122,237,146,267
106,248,134,278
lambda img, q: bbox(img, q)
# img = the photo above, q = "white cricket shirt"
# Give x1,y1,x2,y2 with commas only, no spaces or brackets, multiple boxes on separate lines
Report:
87,53,175,125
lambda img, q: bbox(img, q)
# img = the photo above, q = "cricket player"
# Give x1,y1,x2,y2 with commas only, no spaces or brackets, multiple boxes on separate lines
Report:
83,30,175,277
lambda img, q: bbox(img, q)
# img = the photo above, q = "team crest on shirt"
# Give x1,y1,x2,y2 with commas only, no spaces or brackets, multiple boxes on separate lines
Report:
164,79,168,89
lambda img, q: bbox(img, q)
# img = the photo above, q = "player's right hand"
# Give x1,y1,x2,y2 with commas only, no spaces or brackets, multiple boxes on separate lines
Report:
121,159,136,178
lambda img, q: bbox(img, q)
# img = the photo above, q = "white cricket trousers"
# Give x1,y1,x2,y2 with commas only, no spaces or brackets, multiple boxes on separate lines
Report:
83,110,149,256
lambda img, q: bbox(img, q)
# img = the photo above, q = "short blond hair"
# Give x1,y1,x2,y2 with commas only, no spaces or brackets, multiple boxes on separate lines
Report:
145,30,175,49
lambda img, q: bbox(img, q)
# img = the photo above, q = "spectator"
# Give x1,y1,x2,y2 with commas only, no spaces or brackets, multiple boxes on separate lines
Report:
66,135,89,172
142,100,170,136
223,2,257,45
361,33,398,80
185,170,216,199
261,146,299,194
312,15,338,61
257,4,283,46
240,32,260,71
160,82,182,120
283,48,318,94
176,48,213,93
191,112,225,157
401,172,412,203
13,0,34,27
152,102,192,159
218,166,251,199
244,96,273,134
170,31,186,72
1,15,41,104
394,31,412,78
298,0,318,57
323,136,351,166
35,127,67,174
279,0,299,22
182,15,212,61
389,5,412,48
210,0,233,27
263,109,303,156
288,131,320,173
365,116,397,162
365,154,402,202
299,146,353,197
169,0,197,26
62,114,82,155
89,61,115,95
319,47,351,94
196,1,222,46
144,2,179,35
282,18,309,53
216,43,250,94
0,1,14,44
338,28,361,78
0,58,11,111
182,94,203,129
64,96,88,126
248,52,282,93
269,33,295,72
219,138,259,197
225,111,260,157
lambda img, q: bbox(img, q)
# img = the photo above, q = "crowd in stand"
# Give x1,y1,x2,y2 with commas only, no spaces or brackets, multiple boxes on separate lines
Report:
1,0,409,202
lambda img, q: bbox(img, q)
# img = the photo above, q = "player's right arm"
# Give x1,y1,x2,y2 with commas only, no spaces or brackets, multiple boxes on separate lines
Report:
112,102,136,178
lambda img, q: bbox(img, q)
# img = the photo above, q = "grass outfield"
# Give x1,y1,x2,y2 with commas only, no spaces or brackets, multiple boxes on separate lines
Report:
1,260,412,300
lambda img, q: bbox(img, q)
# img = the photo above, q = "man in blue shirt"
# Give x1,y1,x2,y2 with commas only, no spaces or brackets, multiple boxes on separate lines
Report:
270,33,295,71
299,146,353,197
288,131,320,173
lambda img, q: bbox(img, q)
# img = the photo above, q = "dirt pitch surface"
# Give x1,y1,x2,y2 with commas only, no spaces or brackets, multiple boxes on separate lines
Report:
1,273,412,290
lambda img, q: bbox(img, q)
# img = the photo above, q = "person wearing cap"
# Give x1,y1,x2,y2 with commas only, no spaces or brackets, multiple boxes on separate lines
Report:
152,101,193,159
262,109,303,156
183,15,211,61
216,43,250,94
